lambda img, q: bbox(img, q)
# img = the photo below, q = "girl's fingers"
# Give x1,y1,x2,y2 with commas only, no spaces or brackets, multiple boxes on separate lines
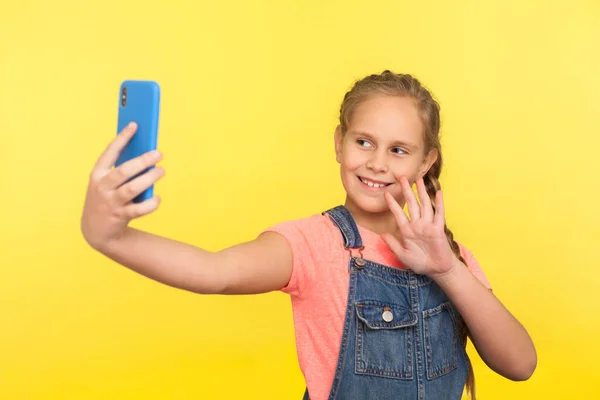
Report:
416,178,433,222
401,176,420,221
385,191,409,227
92,122,138,179
115,167,165,204
100,150,162,191
433,190,446,227
381,232,407,262
120,196,162,219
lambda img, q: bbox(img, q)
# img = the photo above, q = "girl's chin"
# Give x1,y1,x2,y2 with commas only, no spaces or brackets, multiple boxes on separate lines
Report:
346,194,392,214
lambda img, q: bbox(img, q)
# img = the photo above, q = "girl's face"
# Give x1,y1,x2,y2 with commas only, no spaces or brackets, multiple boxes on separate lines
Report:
335,95,438,215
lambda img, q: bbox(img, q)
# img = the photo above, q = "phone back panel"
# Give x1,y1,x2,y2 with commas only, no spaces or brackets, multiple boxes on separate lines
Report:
115,80,161,203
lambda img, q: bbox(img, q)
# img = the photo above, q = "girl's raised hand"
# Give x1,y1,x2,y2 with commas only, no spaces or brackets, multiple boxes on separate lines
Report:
381,176,458,279
80,122,164,250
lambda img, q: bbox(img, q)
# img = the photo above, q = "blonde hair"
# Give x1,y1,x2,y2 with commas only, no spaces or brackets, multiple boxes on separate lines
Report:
338,70,476,399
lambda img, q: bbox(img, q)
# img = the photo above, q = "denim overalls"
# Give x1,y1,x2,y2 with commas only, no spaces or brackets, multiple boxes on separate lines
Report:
302,206,471,400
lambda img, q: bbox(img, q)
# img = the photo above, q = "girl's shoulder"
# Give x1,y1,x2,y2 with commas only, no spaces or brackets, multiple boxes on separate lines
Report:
262,212,344,297
264,212,342,247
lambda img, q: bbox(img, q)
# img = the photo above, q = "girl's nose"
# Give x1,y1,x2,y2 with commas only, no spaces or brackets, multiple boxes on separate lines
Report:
366,152,388,173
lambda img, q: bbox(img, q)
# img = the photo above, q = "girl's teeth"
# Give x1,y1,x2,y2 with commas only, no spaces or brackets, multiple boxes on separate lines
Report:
361,178,385,188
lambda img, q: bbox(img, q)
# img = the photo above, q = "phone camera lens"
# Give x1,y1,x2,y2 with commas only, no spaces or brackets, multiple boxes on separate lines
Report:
121,86,127,106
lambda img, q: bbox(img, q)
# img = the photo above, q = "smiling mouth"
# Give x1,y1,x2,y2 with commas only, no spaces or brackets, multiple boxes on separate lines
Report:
358,176,393,189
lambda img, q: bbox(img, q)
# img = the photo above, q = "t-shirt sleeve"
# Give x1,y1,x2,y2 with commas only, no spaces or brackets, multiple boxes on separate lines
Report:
262,215,330,298
458,243,492,290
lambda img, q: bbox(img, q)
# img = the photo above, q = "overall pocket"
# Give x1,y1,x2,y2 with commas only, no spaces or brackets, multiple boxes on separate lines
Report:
354,301,417,380
422,301,460,380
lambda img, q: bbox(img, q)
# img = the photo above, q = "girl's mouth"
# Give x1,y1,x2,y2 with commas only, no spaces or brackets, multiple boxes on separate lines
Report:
358,176,392,190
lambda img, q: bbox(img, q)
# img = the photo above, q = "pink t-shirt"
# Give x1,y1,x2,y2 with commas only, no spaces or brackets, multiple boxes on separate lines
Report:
264,212,491,400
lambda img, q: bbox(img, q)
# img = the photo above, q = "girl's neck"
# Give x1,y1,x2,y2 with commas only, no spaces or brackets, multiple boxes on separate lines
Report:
344,198,402,237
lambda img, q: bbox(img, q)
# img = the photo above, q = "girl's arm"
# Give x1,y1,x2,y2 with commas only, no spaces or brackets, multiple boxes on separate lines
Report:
96,228,293,295
382,177,537,382
433,260,537,381
82,122,293,295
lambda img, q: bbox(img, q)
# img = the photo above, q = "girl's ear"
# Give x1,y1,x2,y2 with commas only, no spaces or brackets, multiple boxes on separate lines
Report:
334,125,343,163
418,148,438,179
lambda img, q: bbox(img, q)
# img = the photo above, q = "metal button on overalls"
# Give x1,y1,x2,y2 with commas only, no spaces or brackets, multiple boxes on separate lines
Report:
382,307,394,322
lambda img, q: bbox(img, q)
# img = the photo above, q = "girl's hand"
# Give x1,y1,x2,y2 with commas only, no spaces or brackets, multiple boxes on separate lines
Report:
80,122,165,250
381,176,458,279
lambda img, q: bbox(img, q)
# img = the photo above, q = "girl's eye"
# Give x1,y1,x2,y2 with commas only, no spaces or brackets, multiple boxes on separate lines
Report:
357,139,373,148
392,147,407,155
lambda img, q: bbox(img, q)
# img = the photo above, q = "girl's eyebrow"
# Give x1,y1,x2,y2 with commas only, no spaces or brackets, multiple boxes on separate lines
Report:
349,130,419,150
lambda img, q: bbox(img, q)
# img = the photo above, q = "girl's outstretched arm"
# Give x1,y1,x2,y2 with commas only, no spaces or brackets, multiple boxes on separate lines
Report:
97,228,293,295
81,122,293,295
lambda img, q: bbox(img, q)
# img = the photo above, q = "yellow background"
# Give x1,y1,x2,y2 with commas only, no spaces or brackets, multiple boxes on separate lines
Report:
1,0,599,398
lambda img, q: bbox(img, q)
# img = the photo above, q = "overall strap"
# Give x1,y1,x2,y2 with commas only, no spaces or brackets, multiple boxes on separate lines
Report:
322,206,364,250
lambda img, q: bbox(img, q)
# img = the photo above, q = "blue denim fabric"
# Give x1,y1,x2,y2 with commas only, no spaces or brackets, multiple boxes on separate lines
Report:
302,206,470,400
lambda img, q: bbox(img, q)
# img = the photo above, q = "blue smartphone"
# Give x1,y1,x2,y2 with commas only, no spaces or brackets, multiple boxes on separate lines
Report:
115,80,161,203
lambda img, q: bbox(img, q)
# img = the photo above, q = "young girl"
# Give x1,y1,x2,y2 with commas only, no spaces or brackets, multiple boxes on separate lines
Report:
81,71,536,400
